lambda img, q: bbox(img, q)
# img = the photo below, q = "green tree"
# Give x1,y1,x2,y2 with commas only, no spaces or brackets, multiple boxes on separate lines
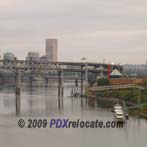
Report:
97,78,110,86
88,73,97,86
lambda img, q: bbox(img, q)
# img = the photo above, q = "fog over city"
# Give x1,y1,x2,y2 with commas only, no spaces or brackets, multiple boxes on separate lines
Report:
0,0,147,64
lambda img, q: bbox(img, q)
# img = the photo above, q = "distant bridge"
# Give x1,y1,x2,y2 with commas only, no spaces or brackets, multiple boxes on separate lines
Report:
0,59,123,98
0,60,122,73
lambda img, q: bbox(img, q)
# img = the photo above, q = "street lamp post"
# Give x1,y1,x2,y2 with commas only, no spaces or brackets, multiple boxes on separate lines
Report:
81,57,88,87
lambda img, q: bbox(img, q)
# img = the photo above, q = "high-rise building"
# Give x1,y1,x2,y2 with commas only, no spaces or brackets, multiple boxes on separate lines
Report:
46,39,58,62
3,52,15,61
40,55,47,62
26,52,40,62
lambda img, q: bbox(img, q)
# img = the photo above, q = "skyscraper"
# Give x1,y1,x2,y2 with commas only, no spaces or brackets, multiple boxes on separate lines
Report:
46,39,58,62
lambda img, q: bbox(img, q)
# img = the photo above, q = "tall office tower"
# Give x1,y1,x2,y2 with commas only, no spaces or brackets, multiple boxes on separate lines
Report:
46,39,58,62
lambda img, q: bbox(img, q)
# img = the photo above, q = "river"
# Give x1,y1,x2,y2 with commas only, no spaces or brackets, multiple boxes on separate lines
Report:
0,82,147,147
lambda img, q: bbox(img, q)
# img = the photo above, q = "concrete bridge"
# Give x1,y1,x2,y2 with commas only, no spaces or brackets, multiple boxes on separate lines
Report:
0,59,123,68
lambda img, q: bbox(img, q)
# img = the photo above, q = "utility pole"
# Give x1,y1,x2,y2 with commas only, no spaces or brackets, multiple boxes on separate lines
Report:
81,57,88,87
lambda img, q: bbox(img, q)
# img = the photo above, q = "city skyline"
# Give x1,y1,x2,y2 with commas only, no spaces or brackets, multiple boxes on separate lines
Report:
0,0,147,64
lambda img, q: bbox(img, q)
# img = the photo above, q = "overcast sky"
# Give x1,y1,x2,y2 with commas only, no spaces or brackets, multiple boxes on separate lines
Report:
0,0,147,64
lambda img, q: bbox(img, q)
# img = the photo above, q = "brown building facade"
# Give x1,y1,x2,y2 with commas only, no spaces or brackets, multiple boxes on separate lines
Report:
110,77,147,86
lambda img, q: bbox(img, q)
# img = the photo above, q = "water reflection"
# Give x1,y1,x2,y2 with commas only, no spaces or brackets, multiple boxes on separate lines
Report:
0,82,147,147
0,82,147,123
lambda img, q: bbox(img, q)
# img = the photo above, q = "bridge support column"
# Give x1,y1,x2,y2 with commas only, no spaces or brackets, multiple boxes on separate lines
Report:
81,72,83,97
58,98,64,113
29,77,33,87
58,71,64,112
75,78,78,87
45,77,49,87
58,71,61,97
61,70,64,97
58,71,64,97
16,68,21,116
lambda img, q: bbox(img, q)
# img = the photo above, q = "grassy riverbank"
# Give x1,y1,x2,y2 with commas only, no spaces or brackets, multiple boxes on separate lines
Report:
86,88,147,118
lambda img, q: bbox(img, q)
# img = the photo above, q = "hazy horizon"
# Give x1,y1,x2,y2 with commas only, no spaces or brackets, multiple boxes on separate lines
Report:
0,0,147,64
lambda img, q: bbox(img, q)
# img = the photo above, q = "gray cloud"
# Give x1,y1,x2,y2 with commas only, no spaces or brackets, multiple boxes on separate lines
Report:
0,0,147,64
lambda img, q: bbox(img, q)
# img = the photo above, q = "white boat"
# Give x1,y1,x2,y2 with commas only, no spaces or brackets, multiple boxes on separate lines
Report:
69,87,81,98
113,104,125,123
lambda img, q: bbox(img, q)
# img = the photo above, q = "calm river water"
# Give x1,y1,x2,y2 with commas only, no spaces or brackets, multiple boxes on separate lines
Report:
0,82,147,147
